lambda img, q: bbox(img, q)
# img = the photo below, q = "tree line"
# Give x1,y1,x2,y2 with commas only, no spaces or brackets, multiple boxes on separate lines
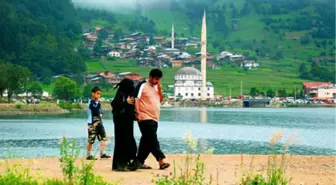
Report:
1,0,86,84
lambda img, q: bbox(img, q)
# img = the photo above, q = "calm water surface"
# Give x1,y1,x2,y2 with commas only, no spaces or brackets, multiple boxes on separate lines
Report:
0,108,335,158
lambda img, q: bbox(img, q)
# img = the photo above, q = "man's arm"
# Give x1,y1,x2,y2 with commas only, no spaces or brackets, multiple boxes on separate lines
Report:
135,83,145,121
158,83,164,103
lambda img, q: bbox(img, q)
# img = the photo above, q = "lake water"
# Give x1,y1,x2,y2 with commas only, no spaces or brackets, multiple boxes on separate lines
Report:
0,108,335,158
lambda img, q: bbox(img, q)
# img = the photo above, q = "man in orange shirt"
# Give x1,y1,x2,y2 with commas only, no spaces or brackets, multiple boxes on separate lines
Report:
135,69,170,170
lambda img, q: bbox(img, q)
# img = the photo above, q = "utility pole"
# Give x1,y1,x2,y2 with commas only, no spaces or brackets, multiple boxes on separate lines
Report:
229,84,232,100
294,85,297,101
240,81,243,97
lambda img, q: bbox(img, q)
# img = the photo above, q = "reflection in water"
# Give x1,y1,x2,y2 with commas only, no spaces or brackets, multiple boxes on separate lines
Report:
200,107,207,124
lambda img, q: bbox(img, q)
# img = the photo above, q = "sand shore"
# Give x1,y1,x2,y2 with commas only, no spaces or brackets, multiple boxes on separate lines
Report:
0,154,335,185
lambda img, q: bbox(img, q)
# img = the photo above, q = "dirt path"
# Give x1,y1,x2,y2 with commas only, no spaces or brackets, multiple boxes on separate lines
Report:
1,155,335,185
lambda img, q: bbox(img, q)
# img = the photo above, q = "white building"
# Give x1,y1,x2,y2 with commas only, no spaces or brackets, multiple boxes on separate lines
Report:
304,82,336,99
241,60,259,69
174,67,214,100
108,51,121,58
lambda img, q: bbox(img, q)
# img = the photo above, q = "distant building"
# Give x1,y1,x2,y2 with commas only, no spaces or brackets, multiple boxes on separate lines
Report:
230,54,244,61
303,82,336,99
217,51,233,60
171,60,183,68
241,60,259,69
108,51,121,58
174,67,214,100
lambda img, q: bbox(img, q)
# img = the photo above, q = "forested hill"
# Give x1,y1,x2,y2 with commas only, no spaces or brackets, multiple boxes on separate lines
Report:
0,0,335,85
0,0,85,83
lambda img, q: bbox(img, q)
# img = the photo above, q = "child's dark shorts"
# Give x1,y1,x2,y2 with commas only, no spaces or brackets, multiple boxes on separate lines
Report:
88,122,107,144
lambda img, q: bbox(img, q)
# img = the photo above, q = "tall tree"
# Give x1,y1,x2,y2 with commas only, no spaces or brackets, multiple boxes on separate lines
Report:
3,64,32,103
93,39,103,56
249,87,259,97
53,77,79,101
28,81,43,98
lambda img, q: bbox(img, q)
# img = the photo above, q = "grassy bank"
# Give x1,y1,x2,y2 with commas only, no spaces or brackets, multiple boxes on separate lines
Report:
0,103,69,115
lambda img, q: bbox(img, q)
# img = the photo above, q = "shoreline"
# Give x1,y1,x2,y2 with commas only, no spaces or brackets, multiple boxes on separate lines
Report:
0,103,334,116
1,154,335,185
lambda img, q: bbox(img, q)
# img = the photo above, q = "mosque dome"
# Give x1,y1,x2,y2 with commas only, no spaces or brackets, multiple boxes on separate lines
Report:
175,67,202,76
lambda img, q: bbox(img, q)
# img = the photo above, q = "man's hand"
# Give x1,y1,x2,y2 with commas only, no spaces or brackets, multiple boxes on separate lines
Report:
157,83,162,91
127,96,135,105
98,98,102,104
100,114,103,118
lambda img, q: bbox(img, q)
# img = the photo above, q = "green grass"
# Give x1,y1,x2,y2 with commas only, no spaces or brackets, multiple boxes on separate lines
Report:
85,58,308,97
0,138,118,185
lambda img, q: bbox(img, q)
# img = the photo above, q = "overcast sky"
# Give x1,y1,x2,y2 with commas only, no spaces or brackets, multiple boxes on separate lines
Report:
72,0,172,10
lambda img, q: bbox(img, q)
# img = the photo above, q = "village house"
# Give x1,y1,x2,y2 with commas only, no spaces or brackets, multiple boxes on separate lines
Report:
107,51,122,58
117,72,143,81
124,49,142,59
171,60,183,68
136,57,155,67
176,52,194,62
162,48,180,56
153,36,165,45
303,82,336,99
207,61,221,69
98,71,115,78
217,51,233,61
185,43,199,48
230,54,245,61
241,60,259,69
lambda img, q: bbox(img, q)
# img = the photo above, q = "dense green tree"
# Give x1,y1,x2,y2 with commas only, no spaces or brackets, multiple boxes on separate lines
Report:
83,84,94,98
93,39,103,56
98,29,109,40
275,51,284,60
266,89,275,98
53,77,79,101
28,81,43,98
278,89,287,97
113,29,124,41
1,63,32,102
249,87,259,97
78,45,91,59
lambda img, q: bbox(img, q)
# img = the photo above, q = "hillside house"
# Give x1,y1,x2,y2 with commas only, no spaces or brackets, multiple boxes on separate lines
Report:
185,43,199,48
137,57,155,67
108,51,121,58
241,60,259,69
230,54,244,61
118,72,143,81
171,60,183,68
303,82,336,99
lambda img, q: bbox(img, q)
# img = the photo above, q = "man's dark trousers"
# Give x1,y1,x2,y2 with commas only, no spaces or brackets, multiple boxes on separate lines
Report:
137,120,166,164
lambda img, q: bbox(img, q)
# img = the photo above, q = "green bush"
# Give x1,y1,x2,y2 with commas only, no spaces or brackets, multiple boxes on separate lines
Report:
155,131,216,185
240,132,293,185
58,102,74,110
0,138,119,185
15,104,23,109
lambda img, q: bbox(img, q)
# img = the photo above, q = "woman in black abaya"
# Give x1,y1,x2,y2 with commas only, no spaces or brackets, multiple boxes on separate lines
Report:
111,78,138,171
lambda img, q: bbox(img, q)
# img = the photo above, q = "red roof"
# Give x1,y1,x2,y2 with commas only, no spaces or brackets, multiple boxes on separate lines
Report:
303,82,331,88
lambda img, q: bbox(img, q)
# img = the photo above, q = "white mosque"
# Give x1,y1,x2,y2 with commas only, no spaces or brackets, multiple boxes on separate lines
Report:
173,12,215,100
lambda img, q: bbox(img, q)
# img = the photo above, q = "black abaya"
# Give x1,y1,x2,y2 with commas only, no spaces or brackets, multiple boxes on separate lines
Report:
111,94,137,171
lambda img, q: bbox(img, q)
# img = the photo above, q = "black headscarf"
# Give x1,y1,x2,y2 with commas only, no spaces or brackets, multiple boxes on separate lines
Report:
114,78,135,97
112,78,135,116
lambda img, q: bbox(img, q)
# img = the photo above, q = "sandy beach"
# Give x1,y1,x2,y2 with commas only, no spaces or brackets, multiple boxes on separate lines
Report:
0,154,335,185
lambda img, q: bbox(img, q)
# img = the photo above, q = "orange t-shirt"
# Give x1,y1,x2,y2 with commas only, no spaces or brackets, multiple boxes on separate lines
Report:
136,82,160,122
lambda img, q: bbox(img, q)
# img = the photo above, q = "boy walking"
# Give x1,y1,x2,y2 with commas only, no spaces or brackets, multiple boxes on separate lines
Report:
86,86,111,160
135,69,170,170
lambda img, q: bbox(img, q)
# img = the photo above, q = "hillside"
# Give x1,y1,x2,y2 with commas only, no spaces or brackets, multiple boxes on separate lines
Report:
77,0,335,97
0,0,335,99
